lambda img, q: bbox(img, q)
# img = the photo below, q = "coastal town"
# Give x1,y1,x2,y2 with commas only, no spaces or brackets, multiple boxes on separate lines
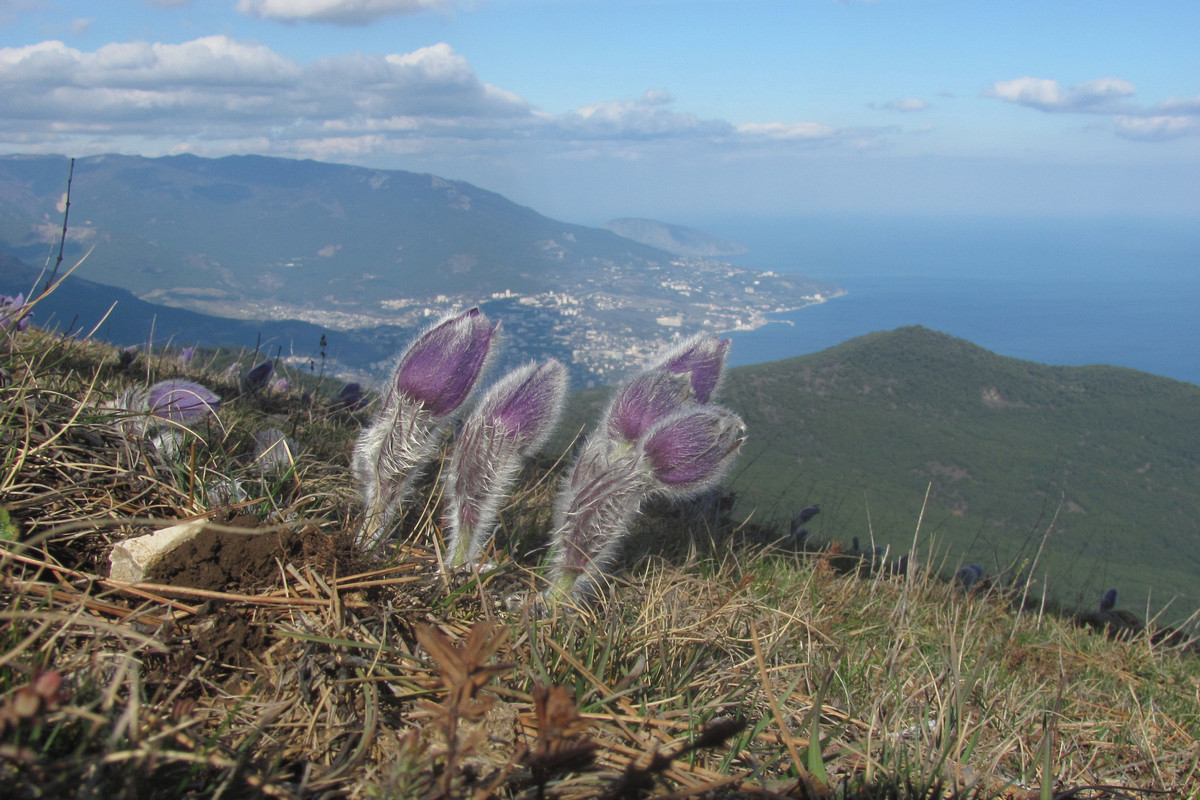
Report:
246,255,840,386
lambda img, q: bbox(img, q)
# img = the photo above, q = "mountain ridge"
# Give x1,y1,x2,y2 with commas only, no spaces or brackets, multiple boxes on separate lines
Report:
0,153,832,384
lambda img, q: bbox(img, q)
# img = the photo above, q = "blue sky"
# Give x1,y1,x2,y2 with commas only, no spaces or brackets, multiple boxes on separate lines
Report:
2,0,1199,224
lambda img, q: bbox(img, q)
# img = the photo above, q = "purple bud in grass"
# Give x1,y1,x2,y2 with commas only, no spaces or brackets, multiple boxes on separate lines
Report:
391,307,497,417
241,360,274,395
443,360,568,569
271,377,289,394
0,293,31,332
641,406,745,494
353,308,497,551
144,379,222,424
118,346,139,368
656,334,730,404
601,370,690,444
1100,588,1118,612
335,382,365,410
178,347,195,366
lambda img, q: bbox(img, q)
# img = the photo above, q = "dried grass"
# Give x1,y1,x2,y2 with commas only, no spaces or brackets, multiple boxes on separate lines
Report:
2,323,1198,799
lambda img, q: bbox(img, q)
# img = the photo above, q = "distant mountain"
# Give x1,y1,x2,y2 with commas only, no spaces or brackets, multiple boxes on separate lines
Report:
604,218,747,257
0,154,832,385
0,153,678,313
557,325,1200,619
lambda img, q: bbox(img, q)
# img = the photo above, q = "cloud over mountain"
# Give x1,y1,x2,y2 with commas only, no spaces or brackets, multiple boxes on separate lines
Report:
0,35,858,162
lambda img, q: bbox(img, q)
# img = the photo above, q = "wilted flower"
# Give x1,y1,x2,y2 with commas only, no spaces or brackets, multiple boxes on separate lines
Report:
241,360,274,395
353,308,497,550
443,360,567,569
145,379,222,424
655,334,730,404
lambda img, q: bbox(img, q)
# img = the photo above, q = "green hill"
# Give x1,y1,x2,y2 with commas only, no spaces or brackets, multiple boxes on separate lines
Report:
719,326,1200,618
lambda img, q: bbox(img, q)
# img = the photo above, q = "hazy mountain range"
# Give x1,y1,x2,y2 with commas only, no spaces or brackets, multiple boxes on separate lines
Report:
604,218,748,257
0,153,829,385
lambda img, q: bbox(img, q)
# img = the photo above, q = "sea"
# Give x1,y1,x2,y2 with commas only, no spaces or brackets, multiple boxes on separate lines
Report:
690,215,1200,386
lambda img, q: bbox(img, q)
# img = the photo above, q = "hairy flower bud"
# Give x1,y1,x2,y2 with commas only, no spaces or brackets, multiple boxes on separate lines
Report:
655,334,730,404
241,360,274,395
391,307,497,418
641,406,745,494
353,308,497,551
443,360,568,568
145,379,222,424
601,370,691,444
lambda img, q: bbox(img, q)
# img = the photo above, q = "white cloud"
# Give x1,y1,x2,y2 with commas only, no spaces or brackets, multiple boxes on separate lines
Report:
986,76,1134,113
569,90,732,139
237,0,466,26
1114,115,1200,141
985,75,1200,143
0,36,881,169
881,97,929,112
737,121,838,140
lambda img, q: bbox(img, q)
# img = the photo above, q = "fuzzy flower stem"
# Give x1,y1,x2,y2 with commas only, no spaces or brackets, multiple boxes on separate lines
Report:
546,437,655,600
352,308,497,551
443,360,567,570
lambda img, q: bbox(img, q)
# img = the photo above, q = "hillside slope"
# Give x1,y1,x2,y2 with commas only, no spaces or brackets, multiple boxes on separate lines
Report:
716,326,1200,617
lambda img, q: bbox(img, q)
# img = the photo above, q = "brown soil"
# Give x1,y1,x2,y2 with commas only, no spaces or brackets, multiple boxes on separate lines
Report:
143,514,296,590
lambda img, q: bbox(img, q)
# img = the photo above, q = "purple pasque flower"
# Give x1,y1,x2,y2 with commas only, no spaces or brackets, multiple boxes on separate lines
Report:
443,360,568,569
546,403,745,603
391,308,497,417
145,379,222,424
600,370,690,444
178,346,195,366
0,293,31,332
270,377,289,394
334,382,365,410
655,334,730,404
353,308,498,551
241,360,274,395
641,406,745,493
